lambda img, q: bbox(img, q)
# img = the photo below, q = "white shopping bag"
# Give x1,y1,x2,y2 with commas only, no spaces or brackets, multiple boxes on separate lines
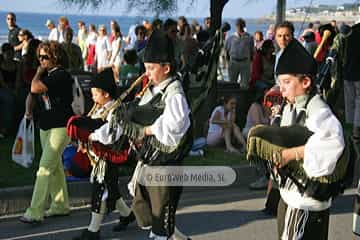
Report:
12,118,35,168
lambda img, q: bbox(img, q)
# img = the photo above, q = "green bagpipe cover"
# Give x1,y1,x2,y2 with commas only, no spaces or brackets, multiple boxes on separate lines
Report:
246,124,351,201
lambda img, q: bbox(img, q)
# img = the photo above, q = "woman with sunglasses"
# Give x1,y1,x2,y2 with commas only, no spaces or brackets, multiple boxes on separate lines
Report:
17,29,34,57
20,41,74,224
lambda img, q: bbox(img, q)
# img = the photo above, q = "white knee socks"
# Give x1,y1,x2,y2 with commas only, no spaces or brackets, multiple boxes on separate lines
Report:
88,200,107,232
116,197,131,217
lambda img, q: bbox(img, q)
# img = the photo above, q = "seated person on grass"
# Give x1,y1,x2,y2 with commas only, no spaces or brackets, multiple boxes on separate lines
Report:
206,96,246,153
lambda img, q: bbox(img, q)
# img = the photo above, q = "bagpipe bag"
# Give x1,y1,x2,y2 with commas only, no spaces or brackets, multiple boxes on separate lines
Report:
246,124,350,201
110,93,193,165
66,114,129,165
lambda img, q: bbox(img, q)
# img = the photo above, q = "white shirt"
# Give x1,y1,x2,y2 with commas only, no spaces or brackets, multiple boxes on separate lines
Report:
86,32,97,46
207,106,231,135
95,36,111,69
110,37,122,66
280,95,345,211
90,79,191,147
89,100,117,143
48,28,58,41
58,29,65,43
146,79,191,146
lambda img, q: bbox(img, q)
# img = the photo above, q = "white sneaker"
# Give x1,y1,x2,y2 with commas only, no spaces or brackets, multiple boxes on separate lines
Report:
188,150,204,157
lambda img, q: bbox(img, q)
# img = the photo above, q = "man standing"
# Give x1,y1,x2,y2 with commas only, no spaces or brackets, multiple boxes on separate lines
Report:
274,21,294,85
57,16,69,43
163,18,183,70
330,23,360,143
225,18,253,89
61,28,84,72
46,19,58,41
6,12,21,60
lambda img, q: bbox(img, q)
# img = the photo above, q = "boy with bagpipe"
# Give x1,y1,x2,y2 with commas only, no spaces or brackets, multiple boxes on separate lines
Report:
247,39,347,239
67,68,135,240
80,29,193,240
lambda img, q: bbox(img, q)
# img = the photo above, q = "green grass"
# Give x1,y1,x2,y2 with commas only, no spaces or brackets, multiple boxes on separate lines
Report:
0,133,247,188
0,133,41,188
183,147,246,166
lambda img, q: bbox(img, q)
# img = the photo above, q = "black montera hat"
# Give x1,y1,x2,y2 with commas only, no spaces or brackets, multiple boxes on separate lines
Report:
276,39,317,76
143,30,174,63
91,68,117,99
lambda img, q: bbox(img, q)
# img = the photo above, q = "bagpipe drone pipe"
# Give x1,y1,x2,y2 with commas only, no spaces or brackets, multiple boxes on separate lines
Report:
66,74,149,165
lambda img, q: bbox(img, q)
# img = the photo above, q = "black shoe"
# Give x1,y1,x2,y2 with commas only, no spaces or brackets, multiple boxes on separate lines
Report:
261,207,277,217
72,229,100,240
19,216,42,224
112,212,135,232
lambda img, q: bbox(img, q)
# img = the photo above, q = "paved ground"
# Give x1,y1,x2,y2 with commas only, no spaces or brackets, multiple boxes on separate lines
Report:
0,187,358,240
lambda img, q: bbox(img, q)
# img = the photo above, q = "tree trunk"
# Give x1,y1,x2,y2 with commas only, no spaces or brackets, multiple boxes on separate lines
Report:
276,0,286,25
210,0,229,36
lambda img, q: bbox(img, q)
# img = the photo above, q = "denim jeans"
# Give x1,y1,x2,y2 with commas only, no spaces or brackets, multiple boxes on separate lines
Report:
191,137,207,151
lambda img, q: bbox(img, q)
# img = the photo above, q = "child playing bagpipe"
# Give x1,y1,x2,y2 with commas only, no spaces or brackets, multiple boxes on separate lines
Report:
68,68,134,240
247,39,346,240
81,30,192,240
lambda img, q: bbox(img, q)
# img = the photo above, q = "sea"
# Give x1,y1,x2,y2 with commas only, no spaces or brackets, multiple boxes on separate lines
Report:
0,11,307,45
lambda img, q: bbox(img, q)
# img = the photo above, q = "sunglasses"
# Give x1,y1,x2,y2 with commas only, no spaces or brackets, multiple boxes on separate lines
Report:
38,55,50,61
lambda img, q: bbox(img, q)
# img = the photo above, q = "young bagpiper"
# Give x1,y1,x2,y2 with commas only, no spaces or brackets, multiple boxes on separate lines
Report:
246,39,346,240
88,30,192,240
68,68,134,240
274,40,345,239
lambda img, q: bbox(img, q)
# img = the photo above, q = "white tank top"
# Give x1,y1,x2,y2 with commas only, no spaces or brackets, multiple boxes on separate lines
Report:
207,106,230,135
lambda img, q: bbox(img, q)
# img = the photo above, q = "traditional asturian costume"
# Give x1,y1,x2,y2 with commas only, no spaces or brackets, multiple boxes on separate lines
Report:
247,40,346,240
89,30,193,240
68,69,134,240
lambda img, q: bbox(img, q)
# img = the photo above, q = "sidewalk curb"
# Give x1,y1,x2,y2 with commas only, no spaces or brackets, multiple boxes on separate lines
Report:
0,165,257,217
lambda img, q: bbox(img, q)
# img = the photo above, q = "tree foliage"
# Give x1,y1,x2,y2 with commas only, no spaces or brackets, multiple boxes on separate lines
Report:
61,0,229,35
61,0,196,16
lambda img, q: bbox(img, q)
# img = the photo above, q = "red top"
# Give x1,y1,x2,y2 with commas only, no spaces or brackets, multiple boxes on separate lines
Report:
250,51,263,89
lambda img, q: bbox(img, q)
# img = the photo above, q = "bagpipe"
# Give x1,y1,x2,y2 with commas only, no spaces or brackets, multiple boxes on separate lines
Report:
109,77,194,165
246,92,354,201
66,73,149,165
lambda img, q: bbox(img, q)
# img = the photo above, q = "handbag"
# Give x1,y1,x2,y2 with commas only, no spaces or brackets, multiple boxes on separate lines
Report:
12,118,35,168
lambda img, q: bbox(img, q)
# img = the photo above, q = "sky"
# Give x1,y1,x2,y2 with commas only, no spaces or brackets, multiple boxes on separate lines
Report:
0,0,355,18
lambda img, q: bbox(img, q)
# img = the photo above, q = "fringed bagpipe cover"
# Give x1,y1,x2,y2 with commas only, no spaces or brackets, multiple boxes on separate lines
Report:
66,115,129,165
111,94,193,166
246,124,350,201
